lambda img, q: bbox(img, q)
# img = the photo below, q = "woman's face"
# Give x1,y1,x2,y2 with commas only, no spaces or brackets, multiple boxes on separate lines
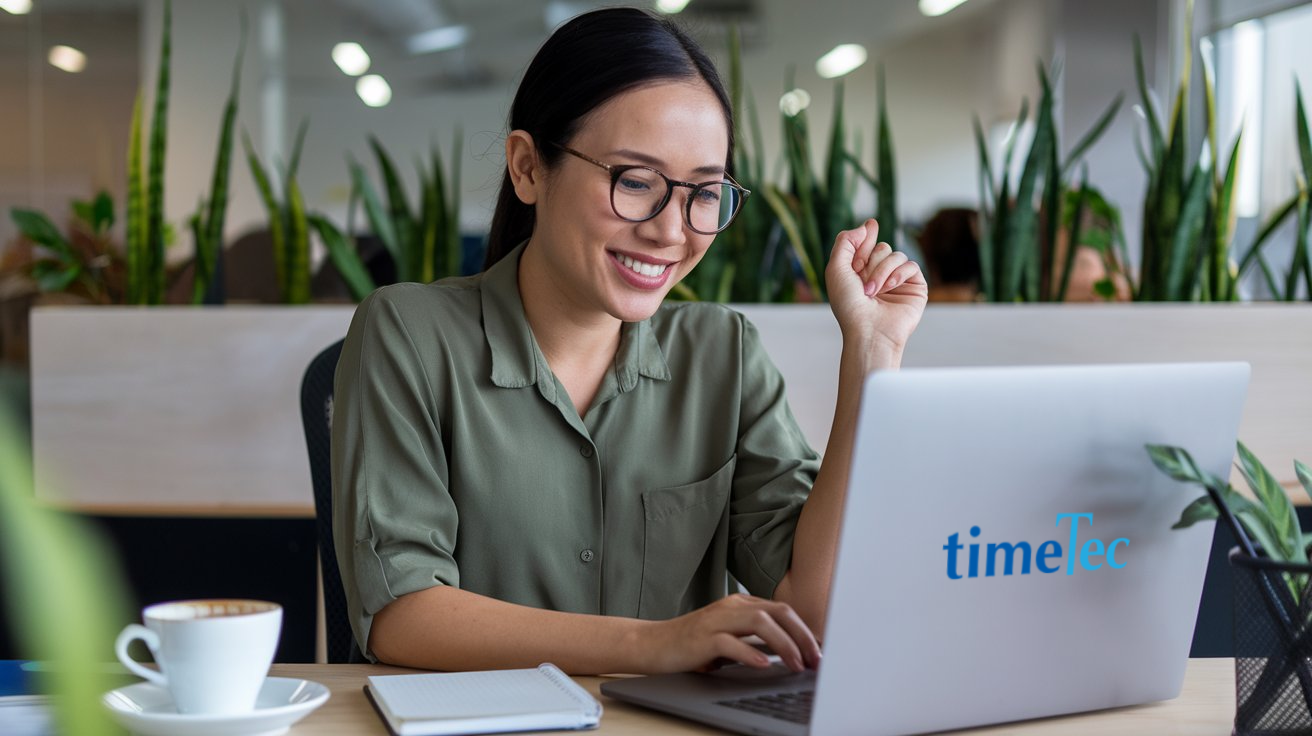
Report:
520,80,730,323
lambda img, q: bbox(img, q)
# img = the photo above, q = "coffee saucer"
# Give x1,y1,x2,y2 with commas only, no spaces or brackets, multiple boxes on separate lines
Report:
102,676,330,736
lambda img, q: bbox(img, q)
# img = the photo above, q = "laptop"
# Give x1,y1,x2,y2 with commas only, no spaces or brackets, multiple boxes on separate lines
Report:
602,362,1249,736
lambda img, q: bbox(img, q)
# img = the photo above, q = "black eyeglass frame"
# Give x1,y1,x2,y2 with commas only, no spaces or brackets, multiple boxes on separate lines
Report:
553,143,751,235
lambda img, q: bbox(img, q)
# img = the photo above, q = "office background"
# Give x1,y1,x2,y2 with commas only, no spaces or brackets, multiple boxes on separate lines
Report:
1,0,1310,663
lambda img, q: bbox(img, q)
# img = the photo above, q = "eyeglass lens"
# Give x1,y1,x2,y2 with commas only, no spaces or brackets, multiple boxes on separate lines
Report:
611,167,744,233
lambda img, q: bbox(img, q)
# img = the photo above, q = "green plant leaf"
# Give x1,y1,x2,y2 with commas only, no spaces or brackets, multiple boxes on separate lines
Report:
1296,460,1312,505
127,91,146,304
194,12,246,305
1237,193,1297,279
32,261,80,293
1164,159,1210,300
876,64,898,252
286,176,311,304
145,0,172,305
368,136,417,282
241,129,287,299
1062,93,1124,179
348,156,400,267
1296,80,1312,194
10,209,71,256
309,214,375,301
1133,35,1165,162
1172,494,1219,529
1147,444,1208,483
1237,441,1303,562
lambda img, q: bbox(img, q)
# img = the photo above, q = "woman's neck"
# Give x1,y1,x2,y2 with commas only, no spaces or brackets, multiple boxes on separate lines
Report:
516,241,623,384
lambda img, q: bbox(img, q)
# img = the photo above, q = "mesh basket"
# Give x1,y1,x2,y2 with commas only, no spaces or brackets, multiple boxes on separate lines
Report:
1232,548,1312,736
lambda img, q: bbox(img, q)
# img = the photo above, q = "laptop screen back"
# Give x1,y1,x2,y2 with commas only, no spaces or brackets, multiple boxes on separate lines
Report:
813,362,1248,736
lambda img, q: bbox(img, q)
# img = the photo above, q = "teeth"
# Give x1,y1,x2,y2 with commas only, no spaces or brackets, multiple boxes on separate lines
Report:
618,253,669,278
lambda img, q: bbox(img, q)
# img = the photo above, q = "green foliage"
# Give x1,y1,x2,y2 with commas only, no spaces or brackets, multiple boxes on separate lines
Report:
350,131,464,285
684,26,796,303
308,214,375,302
10,193,125,302
1131,3,1246,302
974,63,1121,302
1150,442,1309,568
189,12,247,305
242,123,311,304
0,405,132,735
125,0,172,305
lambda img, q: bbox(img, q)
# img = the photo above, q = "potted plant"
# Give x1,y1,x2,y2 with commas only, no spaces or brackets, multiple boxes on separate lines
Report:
1148,442,1312,734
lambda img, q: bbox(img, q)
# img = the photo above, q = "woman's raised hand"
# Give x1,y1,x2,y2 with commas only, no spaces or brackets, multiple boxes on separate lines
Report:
639,594,821,674
825,219,928,361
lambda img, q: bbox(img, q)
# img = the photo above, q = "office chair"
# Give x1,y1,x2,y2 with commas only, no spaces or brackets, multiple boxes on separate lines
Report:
300,337,365,663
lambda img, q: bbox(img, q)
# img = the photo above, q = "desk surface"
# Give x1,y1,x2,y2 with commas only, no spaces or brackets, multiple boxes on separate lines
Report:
271,658,1236,735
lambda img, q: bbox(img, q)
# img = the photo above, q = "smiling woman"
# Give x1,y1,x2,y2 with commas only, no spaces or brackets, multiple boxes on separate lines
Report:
331,6,927,677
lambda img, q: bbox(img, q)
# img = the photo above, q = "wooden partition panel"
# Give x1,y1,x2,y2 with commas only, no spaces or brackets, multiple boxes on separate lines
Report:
29,303,1312,513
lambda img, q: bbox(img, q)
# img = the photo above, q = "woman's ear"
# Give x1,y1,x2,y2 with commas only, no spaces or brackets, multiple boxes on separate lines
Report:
506,130,543,205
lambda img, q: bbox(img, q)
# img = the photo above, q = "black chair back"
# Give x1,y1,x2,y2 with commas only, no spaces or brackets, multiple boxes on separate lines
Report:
300,338,363,663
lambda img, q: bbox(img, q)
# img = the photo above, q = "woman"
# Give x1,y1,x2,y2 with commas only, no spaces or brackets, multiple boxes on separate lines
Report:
332,7,926,676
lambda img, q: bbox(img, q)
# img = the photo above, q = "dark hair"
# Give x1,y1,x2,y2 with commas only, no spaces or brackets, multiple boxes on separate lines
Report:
483,7,734,269
917,207,981,286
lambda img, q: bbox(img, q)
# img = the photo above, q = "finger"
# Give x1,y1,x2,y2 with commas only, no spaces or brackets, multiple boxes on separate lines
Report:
859,241,894,283
864,250,909,296
764,603,822,670
825,224,865,276
712,632,773,669
739,609,808,672
850,219,881,273
882,261,926,293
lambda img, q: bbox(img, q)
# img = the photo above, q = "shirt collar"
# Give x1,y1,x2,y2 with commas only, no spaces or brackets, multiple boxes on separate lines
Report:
481,242,671,395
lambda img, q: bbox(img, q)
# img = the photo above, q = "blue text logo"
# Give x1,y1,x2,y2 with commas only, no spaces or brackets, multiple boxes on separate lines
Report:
943,513,1128,580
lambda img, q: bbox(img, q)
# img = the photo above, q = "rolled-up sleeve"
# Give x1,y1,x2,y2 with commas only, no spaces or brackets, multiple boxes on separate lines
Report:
331,287,460,657
728,315,820,598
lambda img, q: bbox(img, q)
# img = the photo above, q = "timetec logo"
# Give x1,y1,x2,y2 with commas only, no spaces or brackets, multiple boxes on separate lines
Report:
943,513,1129,579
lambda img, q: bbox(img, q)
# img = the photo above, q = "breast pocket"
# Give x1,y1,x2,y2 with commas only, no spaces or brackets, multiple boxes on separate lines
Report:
637,455,736,620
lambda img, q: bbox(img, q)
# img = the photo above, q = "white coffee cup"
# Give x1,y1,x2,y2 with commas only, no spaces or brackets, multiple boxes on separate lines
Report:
115,599,282,715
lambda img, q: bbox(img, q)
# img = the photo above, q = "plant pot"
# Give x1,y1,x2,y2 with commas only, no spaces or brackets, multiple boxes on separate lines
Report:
1230,548,1312,735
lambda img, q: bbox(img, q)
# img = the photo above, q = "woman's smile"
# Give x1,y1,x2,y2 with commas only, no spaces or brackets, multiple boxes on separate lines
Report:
608,249,676,290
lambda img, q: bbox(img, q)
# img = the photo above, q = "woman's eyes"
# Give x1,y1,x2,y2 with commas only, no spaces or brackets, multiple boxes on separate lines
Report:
617,174,655,192
692,187,721,205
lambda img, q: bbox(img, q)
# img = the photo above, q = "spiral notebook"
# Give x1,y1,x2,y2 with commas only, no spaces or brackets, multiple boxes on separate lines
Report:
363,663,603,736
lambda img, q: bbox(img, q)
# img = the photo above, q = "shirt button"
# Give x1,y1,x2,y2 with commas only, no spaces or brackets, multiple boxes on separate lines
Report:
579,444,594,458
580,549,595,563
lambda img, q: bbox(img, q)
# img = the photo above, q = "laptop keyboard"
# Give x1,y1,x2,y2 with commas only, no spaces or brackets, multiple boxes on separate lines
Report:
716,690,815,724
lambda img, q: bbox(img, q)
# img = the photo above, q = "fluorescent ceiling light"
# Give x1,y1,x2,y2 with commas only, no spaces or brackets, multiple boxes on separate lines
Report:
655,0,691,13
356,74,392,107
816,44,867,79
919,0,969,17
0,0,32,15
332,42,370,76
406,25,469,55
48,45,87,73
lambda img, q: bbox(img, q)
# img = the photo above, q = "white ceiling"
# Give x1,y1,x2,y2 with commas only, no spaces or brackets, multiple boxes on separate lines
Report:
1,0,1004,94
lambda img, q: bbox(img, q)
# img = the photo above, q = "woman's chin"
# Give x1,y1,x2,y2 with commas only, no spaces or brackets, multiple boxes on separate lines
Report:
606,290,671,323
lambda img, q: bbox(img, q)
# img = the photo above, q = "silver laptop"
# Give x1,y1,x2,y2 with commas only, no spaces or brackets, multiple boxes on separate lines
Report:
602,362,1249,736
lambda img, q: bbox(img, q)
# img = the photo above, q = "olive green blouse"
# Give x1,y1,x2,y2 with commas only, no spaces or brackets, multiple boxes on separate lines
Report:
332,243,820,657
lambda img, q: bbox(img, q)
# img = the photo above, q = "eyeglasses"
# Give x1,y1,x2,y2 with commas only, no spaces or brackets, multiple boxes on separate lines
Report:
554,144,750,235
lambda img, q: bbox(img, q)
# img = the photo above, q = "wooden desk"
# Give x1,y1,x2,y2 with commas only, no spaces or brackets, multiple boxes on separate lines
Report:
271,658,1237,735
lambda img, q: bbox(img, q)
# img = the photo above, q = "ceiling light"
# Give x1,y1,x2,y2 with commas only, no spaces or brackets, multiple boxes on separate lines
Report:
919,0,969,17
406,25,469,55
816,44,867,79
655,0,691,13
779,88,811,118
48,45,87,73
356,74,392,107
332,42,370,76
0,0,32,15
